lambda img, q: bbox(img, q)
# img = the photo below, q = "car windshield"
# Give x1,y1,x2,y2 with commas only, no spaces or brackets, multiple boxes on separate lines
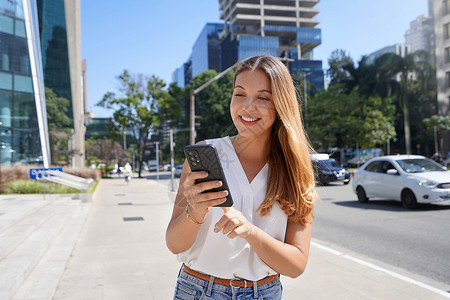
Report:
396,159,446,173
318,159,339,168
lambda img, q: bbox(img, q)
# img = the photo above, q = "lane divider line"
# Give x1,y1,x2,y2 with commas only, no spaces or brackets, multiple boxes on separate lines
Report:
311,240,450,298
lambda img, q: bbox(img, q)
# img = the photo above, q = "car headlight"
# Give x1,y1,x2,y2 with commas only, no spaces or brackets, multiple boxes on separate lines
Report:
412,178,437,187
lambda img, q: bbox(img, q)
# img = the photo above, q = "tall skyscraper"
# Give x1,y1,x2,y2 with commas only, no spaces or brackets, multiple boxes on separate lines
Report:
36,0,85,167
219,0,323,90
0,0,50,167
405,14,435,62
434,0,450,157
366,44,411,65
174,0,324,92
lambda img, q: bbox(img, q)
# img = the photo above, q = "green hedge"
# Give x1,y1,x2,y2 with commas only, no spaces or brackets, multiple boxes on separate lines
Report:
4,180,98,194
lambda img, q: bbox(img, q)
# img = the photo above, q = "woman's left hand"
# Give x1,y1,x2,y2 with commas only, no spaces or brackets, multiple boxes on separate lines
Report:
214,207,255,239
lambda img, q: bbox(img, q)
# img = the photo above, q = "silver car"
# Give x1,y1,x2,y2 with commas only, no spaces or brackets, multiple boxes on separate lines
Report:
352,155,450,208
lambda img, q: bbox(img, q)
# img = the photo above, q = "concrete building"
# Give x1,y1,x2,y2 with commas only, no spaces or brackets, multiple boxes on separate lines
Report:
174,0,324,92
405,13,435,61
37,0,85,167
434,0,450,157
0,0,51,167
366,44,411,65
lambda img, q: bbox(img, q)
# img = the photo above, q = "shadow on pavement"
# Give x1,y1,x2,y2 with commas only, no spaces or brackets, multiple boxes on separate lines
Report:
333,200,450,212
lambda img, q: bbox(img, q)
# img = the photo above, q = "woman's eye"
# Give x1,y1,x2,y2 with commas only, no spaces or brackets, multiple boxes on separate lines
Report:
258,97,270,101
234,94,244,97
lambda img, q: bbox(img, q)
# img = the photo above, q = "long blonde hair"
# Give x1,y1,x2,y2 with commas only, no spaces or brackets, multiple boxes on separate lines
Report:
233,56,317,225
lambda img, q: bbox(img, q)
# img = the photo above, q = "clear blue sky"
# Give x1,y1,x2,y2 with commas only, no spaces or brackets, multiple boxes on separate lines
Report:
81,0,429,118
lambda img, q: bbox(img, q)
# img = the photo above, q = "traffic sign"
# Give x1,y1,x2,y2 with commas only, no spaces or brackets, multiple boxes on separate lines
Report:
29,168,63,179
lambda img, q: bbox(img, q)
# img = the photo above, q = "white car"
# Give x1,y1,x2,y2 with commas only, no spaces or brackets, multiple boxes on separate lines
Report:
352,155,450,208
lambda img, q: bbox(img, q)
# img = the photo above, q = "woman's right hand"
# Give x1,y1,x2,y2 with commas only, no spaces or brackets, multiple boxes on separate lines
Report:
183,169,228,223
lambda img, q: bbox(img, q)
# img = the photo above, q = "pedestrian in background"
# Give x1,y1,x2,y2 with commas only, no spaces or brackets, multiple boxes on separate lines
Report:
166,55,318,299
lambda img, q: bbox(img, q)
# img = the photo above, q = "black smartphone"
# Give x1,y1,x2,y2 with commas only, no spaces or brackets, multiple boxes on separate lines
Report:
184,144,233,207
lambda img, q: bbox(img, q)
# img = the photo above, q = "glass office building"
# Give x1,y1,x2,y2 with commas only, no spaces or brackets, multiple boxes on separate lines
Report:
174,0,324,92
192,23,224,77
36,0,72,115
37,0,85,167
0,0,50,166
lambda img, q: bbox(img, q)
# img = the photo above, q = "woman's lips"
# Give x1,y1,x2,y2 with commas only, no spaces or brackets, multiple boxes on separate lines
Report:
240,115,260,125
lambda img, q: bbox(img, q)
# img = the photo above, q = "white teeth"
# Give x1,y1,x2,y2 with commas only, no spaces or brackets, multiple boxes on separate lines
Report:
241,116,258,122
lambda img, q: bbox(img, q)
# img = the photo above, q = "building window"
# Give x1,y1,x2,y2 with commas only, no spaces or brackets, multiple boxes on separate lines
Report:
444,0,450,15
446,72,450,88
446,47,450,63
445,23,450,39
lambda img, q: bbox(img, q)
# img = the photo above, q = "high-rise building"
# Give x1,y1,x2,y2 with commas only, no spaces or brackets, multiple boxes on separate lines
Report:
0,0,50,166
405,14,435,62
36,0,85,167
174,0,324,92
434,0,450,157
366,44,411,65
192,23,224,77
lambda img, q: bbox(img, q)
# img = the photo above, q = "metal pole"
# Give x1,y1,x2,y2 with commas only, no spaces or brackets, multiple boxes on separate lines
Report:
170,128,175,192
190,90,196,145
190,62,238,145
434,126,438,154
155,141,160,180
123,128,126,152
304,72,307,123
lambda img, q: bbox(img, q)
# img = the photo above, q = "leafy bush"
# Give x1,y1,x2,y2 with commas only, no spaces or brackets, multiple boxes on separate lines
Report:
0,165,100,193
4,180,98,194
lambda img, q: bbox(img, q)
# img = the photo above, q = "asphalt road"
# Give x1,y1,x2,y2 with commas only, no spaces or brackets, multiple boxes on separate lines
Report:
313,182,450,288
147,172,450,289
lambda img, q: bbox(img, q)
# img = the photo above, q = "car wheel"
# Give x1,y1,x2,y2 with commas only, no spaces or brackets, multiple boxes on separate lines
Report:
356,186,368,203
401,189,417,209
343,180,350,185
318,175,329,186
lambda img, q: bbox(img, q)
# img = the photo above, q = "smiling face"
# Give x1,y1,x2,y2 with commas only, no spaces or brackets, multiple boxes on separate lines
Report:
230,69,277,140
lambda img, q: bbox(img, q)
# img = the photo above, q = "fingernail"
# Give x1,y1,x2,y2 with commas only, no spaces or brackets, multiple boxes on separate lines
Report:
221,191,228,196
216,181,222,186
214,226,218,233
202,171,208,176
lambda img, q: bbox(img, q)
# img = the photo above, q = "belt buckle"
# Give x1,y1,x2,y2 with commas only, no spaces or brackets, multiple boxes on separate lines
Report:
230,279,247,288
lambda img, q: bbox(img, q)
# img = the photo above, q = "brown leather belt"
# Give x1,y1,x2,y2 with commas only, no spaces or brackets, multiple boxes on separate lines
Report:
183,265,278,288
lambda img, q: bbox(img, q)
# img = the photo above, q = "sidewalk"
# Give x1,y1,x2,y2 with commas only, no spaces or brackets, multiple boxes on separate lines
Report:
53,178,450,300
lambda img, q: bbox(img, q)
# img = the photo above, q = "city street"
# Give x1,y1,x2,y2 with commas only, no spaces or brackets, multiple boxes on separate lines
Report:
149,171,450,291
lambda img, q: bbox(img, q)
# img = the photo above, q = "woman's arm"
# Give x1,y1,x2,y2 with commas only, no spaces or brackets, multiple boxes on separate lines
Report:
215,208,312,278
165,160,228,254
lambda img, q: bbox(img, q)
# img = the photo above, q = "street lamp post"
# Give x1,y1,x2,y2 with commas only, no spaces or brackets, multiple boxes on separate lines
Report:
190,63,238,145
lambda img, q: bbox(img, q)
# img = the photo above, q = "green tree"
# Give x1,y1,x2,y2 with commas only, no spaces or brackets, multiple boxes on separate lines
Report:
188,70,235,142
45,87,72,165
97,70,174,177
85,138,125,171
327,49,354,86
377,51,430,154
358,111,396,148
423,115,450,153
306,86,396,150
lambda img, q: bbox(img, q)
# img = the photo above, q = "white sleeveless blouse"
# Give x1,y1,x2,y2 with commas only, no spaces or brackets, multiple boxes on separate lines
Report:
178,136,288,281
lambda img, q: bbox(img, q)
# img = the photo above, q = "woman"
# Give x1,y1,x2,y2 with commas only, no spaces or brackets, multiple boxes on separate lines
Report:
166,55,317,299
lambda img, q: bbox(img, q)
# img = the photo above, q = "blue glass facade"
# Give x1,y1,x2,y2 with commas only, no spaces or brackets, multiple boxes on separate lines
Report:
264,25,322,45
36,0,72,118
191,23,224,77
175,14,324,93
0,0,49,166
237,36,279,59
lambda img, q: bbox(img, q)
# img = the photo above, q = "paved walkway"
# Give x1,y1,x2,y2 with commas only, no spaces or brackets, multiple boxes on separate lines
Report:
53,178,450,299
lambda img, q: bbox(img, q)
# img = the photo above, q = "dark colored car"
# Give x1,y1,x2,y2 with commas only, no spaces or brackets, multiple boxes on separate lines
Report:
311,155,351,186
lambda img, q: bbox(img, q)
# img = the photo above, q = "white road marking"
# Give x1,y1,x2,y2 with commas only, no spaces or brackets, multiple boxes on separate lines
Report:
311,240,450,298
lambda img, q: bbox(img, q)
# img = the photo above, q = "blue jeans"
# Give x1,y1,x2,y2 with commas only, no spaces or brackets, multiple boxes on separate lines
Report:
173,266,283,299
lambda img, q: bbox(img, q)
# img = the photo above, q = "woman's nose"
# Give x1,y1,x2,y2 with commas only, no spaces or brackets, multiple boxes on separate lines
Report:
243,97,256,111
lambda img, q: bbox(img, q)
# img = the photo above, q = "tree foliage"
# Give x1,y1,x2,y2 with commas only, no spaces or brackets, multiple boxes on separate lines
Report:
45,87,73,165
97,70,178,177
